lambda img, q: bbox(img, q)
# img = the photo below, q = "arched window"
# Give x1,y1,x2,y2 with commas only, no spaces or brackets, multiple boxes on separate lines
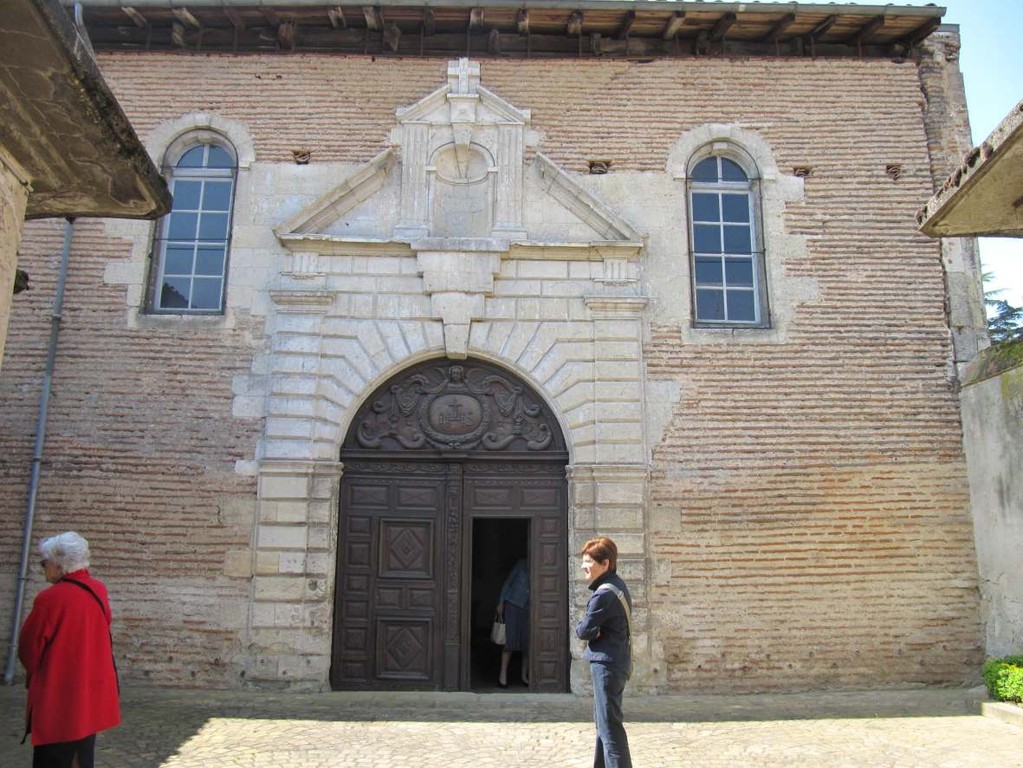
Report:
688,148,768,326
149,139,237,313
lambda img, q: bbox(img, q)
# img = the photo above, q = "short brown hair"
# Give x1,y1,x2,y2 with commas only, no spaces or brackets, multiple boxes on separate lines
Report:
581,536,618,571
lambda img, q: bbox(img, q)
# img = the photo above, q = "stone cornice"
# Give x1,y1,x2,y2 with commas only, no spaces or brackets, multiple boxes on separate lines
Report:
583,295,648,318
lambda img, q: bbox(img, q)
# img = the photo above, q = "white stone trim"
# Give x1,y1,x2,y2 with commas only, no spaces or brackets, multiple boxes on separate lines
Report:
145,112,256,169
664,123,817,343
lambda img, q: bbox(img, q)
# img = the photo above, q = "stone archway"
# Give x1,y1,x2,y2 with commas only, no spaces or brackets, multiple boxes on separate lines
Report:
330,357,570,691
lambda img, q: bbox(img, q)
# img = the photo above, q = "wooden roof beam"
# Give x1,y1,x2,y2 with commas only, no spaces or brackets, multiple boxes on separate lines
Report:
328,7,347,30
422,7,435,36
517,9,529,35
851,15,885,44
171,21,187,47
710,12,737,42
121,6,147,28
567,11,583,37
662,11,685,40
616,10,635,40
900,16,940,47
223,7,245,30
278,21,296,49
809,14,839,40
488,28,501,54
383,22,401,51
470,8,485,29
172,7,200,29
363,6,382,31
261,8,279,26
763,13,795,41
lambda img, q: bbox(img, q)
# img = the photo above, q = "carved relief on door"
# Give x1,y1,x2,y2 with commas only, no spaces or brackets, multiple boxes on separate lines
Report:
332,359,569,691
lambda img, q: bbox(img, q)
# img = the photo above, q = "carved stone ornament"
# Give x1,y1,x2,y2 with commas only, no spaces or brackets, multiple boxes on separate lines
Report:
348,359,564,453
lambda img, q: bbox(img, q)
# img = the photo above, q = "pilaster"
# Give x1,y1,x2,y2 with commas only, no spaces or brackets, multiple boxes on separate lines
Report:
245,459,342,687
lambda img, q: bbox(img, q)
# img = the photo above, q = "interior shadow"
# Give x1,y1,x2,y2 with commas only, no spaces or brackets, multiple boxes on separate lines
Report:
469,517,530,693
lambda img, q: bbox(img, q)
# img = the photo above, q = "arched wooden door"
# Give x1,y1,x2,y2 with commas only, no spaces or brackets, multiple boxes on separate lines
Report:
331,358,569,692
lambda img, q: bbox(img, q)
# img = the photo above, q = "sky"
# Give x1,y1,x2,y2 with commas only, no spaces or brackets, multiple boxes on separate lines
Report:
902,0,1023,307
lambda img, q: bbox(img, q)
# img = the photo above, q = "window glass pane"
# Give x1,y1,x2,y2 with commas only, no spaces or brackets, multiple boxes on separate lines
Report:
154,141,236,313
696,289,725,321
190,278,223,310
161,277,190,308
177,146,205,168
721,194,750,223
691,158,718,182
723,225,752,254
163,244,194,275
196,247,226,277
167,212,198,240
693,224,721,254
198,212,229,240
203,181,233,212
727,290,756,322
695,257,723,285
691,193,720,222
207,146,234,169
721,158,748,181
172,180,202,210
724,258,754,286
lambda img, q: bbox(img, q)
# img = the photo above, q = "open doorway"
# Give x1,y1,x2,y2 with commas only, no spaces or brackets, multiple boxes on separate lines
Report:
469,517,529,692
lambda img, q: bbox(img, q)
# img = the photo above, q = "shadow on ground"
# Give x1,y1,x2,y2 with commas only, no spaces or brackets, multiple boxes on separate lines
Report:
0,683,989,768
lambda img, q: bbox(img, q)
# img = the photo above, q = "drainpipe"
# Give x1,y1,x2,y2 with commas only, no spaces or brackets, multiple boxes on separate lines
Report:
3,218,75,685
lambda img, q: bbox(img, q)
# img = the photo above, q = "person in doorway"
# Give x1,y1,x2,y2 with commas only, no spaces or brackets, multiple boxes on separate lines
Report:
576,536,633,768
496,556,529,687
19,531,120,768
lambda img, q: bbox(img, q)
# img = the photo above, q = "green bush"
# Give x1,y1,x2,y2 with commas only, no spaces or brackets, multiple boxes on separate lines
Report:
982,656,1023,703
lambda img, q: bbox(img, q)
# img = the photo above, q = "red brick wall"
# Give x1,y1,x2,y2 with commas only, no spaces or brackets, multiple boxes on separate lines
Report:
0,217,260,686
0,50,980,690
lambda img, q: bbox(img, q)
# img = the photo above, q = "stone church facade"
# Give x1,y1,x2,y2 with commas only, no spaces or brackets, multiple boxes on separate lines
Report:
1,3,987,693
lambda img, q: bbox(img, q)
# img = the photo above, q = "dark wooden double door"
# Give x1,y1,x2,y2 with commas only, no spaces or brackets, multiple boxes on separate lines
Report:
331,458,569,692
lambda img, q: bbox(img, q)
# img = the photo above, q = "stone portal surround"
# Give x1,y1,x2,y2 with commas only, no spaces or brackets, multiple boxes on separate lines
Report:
243,289,656,689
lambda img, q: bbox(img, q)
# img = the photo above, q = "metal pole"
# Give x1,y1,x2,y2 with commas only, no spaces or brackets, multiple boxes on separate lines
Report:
3,218,75,685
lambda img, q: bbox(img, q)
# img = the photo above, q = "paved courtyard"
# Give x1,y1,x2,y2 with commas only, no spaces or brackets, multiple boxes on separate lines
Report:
1,685,1020,767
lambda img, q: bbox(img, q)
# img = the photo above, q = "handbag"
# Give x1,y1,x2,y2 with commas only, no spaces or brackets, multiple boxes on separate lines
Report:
490,613,506,645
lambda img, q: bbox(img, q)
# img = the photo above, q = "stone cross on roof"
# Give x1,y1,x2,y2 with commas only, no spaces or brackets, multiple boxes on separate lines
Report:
447,57,479,96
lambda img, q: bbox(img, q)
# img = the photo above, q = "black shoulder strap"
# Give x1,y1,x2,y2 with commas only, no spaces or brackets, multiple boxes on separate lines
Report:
61,577,109,620
596,583,631,638
59,576,120,692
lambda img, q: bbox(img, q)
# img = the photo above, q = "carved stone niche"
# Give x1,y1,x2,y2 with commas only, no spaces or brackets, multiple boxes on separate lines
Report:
430,143,494,238
344,358,566,455
393,58,531,242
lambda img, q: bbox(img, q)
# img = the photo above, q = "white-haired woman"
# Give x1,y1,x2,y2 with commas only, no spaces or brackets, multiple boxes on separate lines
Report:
19,531,119,768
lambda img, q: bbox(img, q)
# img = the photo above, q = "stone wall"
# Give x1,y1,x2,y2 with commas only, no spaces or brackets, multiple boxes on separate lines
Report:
0,48,983,692
959,342,1023,658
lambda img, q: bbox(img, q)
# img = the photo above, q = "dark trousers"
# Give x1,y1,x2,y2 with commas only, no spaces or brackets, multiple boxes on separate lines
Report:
33,734,96,768
590,662,632,768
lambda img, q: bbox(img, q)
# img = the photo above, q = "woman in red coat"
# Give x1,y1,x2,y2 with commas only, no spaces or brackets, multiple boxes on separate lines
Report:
19,531,120,768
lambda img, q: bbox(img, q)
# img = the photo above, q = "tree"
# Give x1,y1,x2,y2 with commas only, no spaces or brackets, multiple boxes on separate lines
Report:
983,272,1023,344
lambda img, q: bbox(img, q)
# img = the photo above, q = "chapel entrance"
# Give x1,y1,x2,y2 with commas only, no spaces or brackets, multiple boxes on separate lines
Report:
330,358,569,692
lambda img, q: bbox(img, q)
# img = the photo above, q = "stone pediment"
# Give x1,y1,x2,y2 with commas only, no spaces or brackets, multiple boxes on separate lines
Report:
275,58,643,261
274,58,644,360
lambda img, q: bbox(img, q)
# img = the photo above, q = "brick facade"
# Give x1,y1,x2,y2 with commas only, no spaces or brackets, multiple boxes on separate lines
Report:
0,33,984,692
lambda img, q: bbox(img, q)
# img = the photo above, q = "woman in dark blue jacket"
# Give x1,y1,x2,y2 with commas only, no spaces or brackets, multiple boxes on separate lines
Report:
497,557,529,687
576,537,632,768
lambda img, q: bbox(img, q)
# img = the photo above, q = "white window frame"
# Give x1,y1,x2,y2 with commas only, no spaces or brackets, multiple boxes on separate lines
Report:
687,144,770,328
148,132,237,314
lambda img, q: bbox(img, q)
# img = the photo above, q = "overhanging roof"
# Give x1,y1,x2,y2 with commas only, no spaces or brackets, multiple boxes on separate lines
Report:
69,1,945,59
1,0,170,219
919,101,1023,238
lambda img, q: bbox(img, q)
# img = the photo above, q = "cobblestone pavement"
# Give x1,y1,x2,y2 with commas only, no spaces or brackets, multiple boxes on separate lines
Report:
1,685,1020,767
